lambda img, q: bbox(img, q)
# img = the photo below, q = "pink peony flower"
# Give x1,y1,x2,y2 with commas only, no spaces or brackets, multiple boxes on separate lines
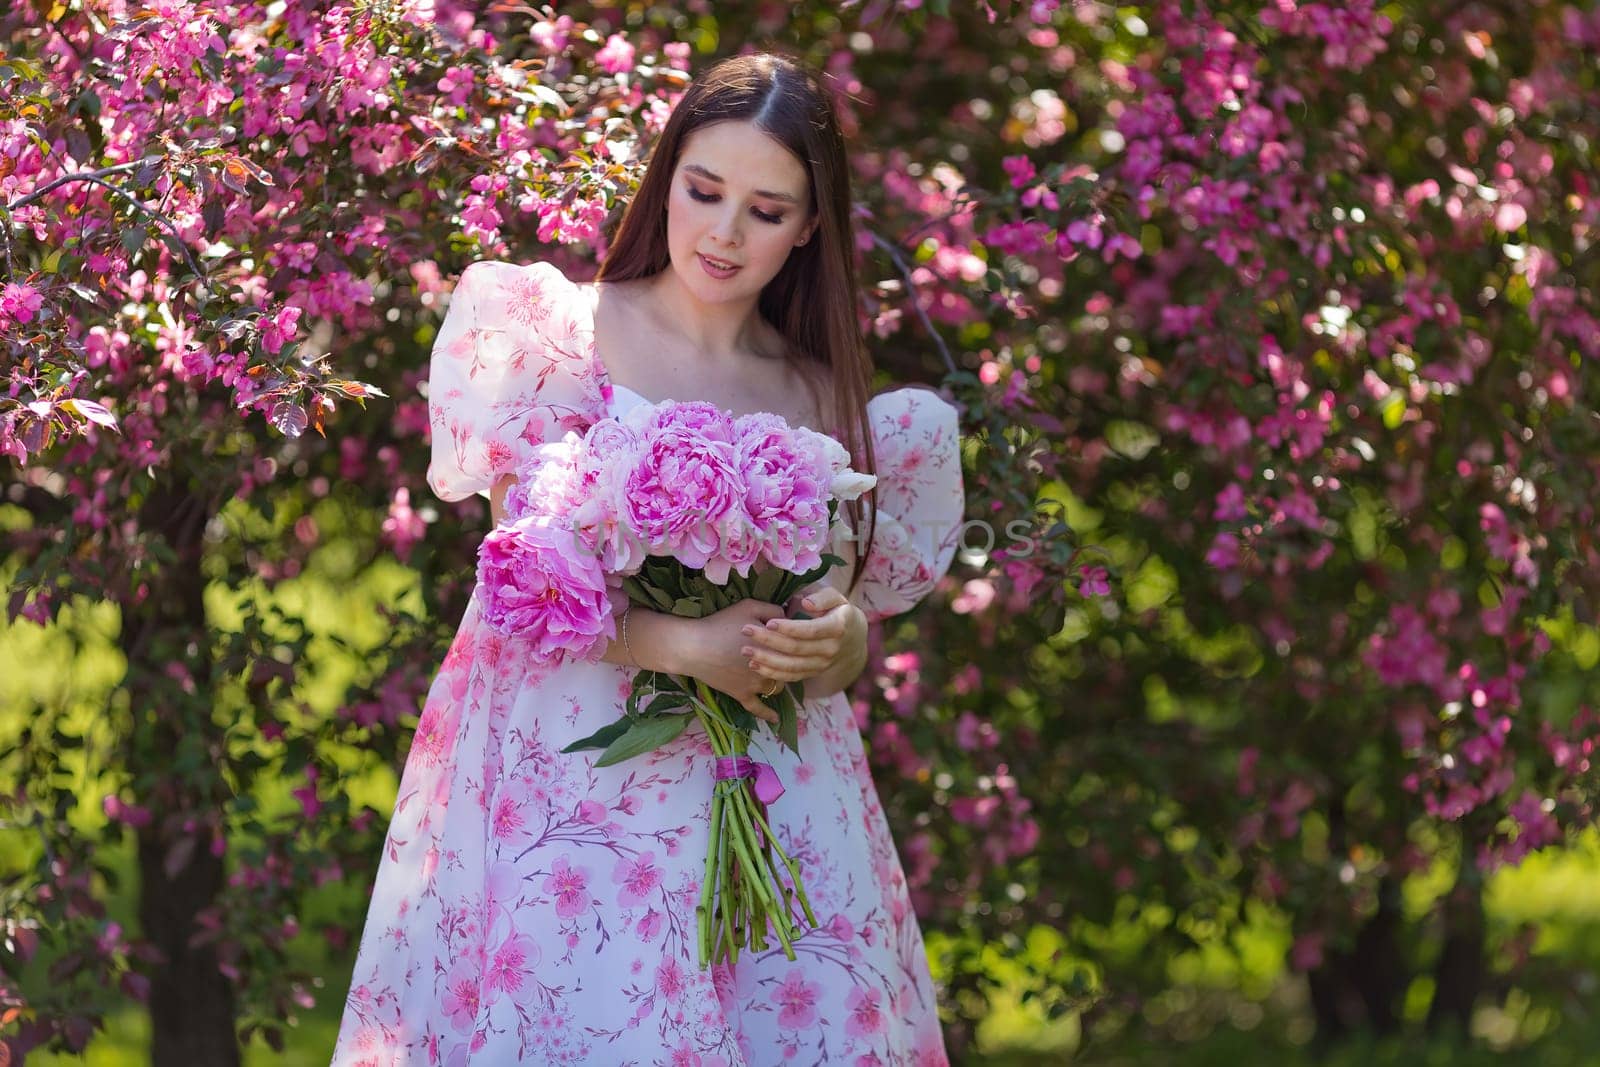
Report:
567,418,648,572
620,402,751,580
732,412,829,571
504,433,588,521
476,515,614,662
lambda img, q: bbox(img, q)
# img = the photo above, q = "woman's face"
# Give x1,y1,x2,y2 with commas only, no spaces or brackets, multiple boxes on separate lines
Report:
665,120,817,306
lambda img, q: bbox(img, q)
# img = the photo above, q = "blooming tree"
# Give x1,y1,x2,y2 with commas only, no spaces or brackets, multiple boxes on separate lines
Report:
2,1,685,1058
847,0,1600,1050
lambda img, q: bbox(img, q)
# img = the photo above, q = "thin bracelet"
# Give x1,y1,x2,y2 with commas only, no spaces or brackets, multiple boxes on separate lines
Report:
620,604,639,668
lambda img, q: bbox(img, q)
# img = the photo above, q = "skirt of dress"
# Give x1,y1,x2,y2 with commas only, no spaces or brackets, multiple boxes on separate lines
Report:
332,600,950,1067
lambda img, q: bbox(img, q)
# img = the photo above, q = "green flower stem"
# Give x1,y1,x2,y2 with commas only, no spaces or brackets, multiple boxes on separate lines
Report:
727,788,794,958
685,676,811,964
697,787,724,968
749,802,819,928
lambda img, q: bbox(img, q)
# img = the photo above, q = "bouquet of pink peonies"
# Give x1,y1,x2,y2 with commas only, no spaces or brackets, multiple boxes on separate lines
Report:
474,399,876,967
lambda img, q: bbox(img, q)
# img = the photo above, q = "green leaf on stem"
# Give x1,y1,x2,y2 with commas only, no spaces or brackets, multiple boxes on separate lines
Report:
750,565,785,603
777,697,800,754
641,692,690,716
559,716,632,754
595,712,693,767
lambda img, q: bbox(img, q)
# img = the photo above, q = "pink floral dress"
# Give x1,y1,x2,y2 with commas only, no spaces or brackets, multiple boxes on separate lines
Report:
332,261,964,1066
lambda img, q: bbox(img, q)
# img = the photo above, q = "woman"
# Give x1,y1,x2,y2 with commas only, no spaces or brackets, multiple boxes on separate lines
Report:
334,51,963,1066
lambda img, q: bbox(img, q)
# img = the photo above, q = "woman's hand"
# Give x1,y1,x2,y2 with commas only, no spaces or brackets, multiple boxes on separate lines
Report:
681,599,791,725
743,585,868,700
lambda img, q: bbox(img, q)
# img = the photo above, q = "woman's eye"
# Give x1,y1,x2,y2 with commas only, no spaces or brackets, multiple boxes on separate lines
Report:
687,186,786,226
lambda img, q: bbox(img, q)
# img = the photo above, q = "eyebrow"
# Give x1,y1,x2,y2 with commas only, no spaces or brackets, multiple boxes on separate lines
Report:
682,164,801,205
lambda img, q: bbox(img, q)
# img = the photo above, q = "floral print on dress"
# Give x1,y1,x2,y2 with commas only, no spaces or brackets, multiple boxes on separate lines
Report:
336,260,962,1065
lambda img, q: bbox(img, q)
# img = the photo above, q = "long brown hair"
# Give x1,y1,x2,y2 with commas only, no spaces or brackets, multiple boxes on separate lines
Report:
597,51,877,594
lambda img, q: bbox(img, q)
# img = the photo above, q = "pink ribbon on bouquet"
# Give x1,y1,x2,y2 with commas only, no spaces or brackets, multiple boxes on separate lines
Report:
712,755,785,806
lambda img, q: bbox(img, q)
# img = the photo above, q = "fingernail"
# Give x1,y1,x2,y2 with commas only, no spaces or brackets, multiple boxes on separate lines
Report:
741,646,753,657
742,625,756,636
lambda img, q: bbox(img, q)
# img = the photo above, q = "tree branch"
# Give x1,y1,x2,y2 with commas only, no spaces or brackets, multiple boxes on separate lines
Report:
867,228,958,376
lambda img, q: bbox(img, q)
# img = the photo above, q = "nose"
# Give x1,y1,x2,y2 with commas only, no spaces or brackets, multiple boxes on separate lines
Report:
708,203,743,248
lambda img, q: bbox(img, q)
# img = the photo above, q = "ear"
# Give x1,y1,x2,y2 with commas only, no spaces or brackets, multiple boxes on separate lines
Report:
796,220,819,247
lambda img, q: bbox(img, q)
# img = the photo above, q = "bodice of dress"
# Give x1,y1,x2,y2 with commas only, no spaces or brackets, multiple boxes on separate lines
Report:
425,258,966,624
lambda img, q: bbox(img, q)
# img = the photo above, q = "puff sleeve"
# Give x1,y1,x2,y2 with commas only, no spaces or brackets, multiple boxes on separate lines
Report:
425,260,608,501
852,387,966,623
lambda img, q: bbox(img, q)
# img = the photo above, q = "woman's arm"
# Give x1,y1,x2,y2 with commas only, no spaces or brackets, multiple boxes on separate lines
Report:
489,473,515,526
596,605,694,676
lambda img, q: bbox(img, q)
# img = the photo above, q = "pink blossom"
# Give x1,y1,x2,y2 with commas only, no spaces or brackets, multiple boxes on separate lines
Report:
1205,531,1242,571
656,956,686,1001
475,515,614,663
612,850,662,907
441,960,481,1032
1291,932,1325,972
483,933,540,1006
1076,565,1111,597
1002,155,1036,188
540,857,592,921
258,304,302,355
845,985,886,1037
1213,483,1248,521
0,281,43,325
530,13,574,53
636,907,665,942
381,487,426,561
772,969,821,1029
595,33,636,75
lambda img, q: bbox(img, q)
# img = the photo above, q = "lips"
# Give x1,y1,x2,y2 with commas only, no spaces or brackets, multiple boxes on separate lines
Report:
698,253,741,279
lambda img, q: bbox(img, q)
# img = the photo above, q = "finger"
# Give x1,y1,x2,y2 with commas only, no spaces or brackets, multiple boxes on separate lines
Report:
757,618,846,648
749,648,832,677
798,587,848,613
751,663,808,683
747,601,786,623
742,698,779,725
786,582,830,612
742,625,823,656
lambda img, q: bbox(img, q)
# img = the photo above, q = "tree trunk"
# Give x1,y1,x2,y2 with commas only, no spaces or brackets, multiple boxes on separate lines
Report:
1308,794,1407,1046
1426,866,1485,1035
119,476,239,1066
1350,874,1405,1034
1307,884,1405,1048
137,824,238,1067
